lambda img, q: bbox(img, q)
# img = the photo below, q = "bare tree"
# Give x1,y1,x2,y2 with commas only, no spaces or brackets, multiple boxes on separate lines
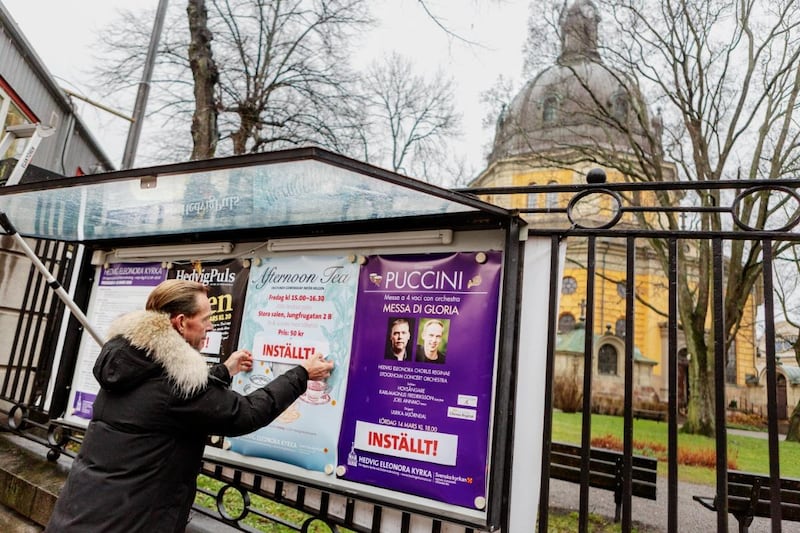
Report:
509,0,800,436
207,0,371,155
359,52,461,182
187,0,218,160
91,4,207,164
94,0,372,161
93,1,467,179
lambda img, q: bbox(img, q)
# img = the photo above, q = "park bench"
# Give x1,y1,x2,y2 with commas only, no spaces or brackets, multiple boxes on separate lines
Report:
549,441,658,522
692,470,800,532
632,408,667,422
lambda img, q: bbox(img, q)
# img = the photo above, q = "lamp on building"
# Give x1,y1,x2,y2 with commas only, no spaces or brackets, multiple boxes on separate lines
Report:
266,230,453,252
97,242,235,263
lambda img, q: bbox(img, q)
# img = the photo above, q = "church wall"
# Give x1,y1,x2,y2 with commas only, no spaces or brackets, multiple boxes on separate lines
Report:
732,382,800,423
735,295,759,385
477,164,761,416
554,350,657,410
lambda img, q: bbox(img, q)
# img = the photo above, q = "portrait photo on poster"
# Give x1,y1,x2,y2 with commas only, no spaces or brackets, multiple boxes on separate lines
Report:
415,318,449,364
384,316,415,362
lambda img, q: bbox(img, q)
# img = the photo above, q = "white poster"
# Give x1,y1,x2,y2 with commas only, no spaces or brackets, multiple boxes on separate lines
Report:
64,263,167,425
229,255,359,472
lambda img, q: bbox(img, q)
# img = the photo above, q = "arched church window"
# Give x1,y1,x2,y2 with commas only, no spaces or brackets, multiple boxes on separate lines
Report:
527,181,537,210
775,335,796,353
558,312,576,332
616,281,627,298
615,317,626,338
726,340,737,384
543,95,559,124
612,93,629,122
598,344,618,375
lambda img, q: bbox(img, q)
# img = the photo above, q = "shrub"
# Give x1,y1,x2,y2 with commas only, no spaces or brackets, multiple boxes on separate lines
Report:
554,375,583,413
727,410,766,431
589,433,739,469
635,400,667,413
590,434,665,458
591,434,623,451
591,394,623,416
677,448,738,470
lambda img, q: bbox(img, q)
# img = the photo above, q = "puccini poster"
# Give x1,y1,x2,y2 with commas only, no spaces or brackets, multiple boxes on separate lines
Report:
337,251,502,509
229,255,359,471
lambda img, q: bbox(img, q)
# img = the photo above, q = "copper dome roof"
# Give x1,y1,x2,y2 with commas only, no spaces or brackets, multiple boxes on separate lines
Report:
488,0,654,163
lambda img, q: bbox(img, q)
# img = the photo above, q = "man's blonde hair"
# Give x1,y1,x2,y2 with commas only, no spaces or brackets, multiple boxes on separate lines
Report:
422,319,445,333
145,279,208,317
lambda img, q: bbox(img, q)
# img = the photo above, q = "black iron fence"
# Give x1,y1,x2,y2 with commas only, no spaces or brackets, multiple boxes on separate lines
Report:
0,237,74,422
465,176,800,532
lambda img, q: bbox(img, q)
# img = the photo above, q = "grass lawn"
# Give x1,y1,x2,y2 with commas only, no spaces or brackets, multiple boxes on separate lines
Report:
195,474,638,532
195,475,341,532
545,509,658,532
552,411,800,485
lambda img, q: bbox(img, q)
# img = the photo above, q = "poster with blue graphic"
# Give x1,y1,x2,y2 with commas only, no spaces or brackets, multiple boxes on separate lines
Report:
229,255,359,471
337,251,502,510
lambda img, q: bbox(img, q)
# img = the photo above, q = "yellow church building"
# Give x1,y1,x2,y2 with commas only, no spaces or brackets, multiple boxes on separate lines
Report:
470,0,763,417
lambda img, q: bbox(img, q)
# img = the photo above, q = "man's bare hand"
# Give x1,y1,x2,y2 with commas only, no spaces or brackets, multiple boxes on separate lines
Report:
224,349,253,377
302,353,334,381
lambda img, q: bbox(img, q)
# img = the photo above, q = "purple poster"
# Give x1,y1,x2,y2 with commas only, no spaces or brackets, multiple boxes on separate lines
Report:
337,251,502,510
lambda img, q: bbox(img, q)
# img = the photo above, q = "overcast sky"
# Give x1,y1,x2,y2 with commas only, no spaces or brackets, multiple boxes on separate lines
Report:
2,0,531,179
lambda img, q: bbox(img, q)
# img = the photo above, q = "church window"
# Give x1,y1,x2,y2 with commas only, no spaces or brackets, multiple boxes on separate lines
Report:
612,94,629,122
562,276,577,294
527,181,537,210
598,344,618,375
615,317,626,338
775,335,796,353
558,312,576,332
725,340,737,384
616,281,627,298
543,95,559,124
546,180,559,209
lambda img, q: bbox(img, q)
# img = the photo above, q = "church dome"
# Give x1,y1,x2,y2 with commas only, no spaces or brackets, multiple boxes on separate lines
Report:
489,0,655,163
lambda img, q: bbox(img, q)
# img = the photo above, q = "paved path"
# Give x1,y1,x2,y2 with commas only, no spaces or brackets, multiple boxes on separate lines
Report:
0,503,42,533
727,427,772,440
547,476,777,532
544,427,791,531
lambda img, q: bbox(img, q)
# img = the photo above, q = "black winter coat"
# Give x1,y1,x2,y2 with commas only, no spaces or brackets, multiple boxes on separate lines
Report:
46,310,308,533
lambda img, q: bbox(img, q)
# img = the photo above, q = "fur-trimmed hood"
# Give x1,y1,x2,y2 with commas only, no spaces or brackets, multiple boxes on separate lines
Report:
96,310,209,398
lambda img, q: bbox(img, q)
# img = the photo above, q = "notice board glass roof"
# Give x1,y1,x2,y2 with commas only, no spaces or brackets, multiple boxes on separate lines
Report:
0,148,516,245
